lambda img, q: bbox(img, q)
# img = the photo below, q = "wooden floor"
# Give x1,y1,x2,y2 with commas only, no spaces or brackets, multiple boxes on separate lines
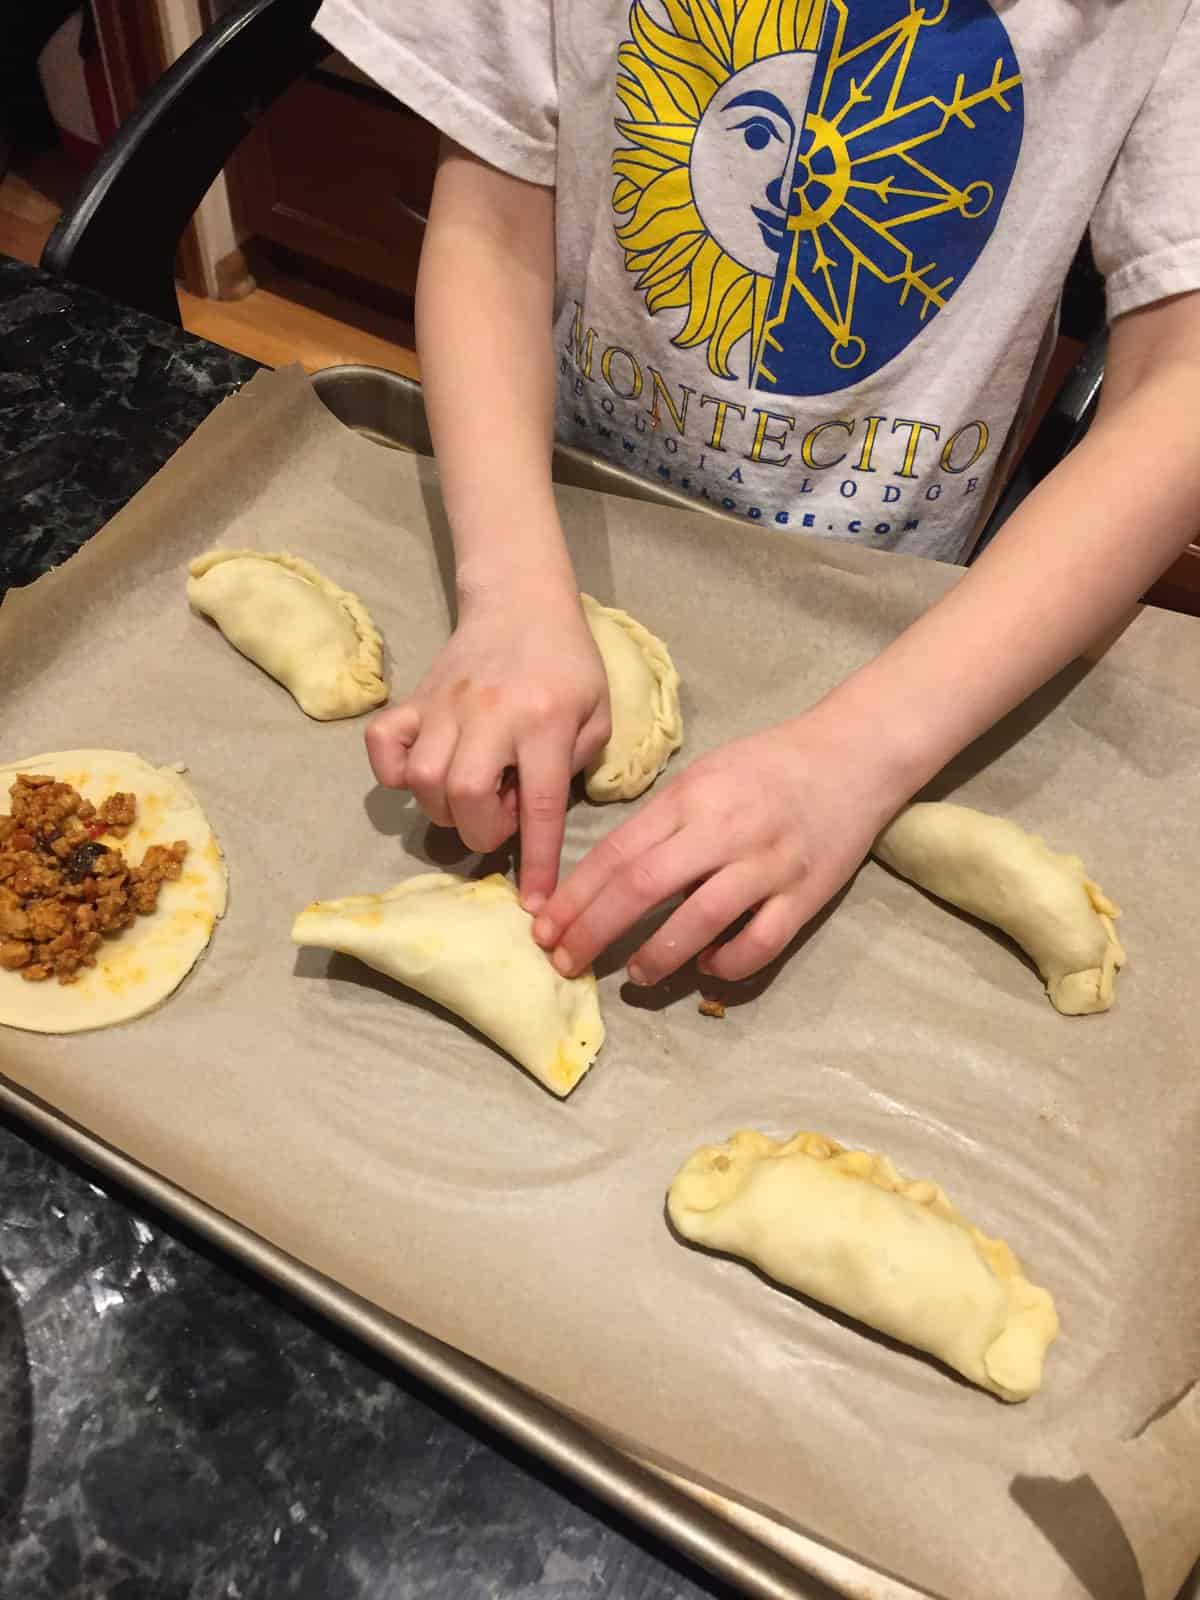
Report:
0,147,420,378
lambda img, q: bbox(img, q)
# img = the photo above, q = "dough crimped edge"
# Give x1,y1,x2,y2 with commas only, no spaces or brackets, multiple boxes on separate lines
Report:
188,548,386,711
1055,877,1124,1013
668,1128,1059,1402
581,594,683,802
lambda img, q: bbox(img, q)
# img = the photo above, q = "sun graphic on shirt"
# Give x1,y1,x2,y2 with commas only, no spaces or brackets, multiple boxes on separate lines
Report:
612,0,1024,392
612,0,827,382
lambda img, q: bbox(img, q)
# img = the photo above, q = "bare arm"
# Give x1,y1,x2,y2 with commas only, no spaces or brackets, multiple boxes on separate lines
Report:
414,139,573,600
539,291,1200,984
818,290,1200,798
366,141,609,906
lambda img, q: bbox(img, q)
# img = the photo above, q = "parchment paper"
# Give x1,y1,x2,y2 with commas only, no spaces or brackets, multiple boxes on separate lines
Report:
2,366,1197,1600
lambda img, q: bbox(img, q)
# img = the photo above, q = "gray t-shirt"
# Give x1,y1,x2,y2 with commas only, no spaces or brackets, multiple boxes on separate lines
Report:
315,0,1200,562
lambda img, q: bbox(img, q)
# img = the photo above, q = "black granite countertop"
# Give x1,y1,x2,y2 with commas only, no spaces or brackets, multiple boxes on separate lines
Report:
0,255,736,1600
0,257,257,592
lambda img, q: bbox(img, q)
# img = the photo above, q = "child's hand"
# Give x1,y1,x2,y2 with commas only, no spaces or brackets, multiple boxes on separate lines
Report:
533,711,908,983
366,578,610,908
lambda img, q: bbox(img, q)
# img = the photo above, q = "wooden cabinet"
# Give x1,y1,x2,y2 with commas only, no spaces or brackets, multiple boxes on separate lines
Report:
228,64,437,303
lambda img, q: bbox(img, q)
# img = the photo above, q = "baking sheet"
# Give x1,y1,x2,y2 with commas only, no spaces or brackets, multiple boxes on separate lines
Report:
0,1076,849,1600
1,365,1197,1600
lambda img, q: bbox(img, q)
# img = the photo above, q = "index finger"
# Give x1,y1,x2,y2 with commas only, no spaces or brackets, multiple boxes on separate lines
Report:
533,799,677,948
515,728,573,912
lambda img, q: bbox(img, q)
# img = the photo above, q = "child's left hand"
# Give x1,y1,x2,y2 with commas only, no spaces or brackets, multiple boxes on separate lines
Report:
532,711,911,984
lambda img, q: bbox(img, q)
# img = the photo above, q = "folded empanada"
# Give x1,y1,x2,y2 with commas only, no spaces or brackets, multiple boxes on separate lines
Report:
581,595,682,802
873,802,1124,1014
291,873,604,1096
668,1129,1058,1402
187,550,387,721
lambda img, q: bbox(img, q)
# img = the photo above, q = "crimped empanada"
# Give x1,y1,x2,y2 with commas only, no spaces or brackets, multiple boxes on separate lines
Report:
668,1129,1058,1402
291,873,603,1096
187,550,387,721
581,594,682,801
873,802,1124,1014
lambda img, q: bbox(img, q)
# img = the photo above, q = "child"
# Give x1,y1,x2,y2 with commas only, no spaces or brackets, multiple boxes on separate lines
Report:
314,0,1200,987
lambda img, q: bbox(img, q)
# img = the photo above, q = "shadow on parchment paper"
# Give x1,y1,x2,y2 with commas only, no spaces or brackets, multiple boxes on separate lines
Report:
404,821,516,880
291,948,582,1099
1010,1474,1146,1600
363,783,417,838
920,657,1095,803
0,1270,32,1575
615,878,855,1012
1137,1377,1200,1435
363,784,516,878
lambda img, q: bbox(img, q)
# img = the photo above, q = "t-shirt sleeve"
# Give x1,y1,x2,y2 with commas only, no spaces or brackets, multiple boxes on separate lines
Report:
312,0,557,186
1090,1,1200,322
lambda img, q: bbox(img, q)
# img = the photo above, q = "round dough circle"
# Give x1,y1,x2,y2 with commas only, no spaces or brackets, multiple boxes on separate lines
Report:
0,750,227,1034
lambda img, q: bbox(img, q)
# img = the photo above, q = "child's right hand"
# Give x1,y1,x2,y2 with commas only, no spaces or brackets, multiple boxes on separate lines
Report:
365,575,611,911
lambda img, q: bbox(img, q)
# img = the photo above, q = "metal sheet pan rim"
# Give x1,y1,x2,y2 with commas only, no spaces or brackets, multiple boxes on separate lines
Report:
0,1073,851,1600
309,363,745,526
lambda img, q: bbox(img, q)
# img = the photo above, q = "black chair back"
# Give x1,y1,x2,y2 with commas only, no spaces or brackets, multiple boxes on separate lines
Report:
42,0,325,325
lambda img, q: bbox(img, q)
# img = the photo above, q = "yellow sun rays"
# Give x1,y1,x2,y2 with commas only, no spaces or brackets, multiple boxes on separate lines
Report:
612,0,826,380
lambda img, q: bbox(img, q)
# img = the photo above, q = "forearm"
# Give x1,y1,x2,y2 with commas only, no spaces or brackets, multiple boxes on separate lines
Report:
816,298,1200,799
416,139,574,601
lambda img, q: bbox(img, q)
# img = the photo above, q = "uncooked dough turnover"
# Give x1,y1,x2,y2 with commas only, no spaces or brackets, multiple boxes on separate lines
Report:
187,549,387,721
291,872,604,1096
873,801,1124,1015
668,1128,1059,1402
581,594,682,801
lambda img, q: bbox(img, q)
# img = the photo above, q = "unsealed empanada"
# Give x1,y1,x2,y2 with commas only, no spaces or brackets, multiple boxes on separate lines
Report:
668,1129,1058,1402
581,594,682,801
873,802,1124,1014
291,872,603,1096
187,550,387,721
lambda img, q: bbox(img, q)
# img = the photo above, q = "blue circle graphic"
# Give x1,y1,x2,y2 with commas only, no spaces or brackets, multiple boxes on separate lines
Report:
752,0,1024,398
